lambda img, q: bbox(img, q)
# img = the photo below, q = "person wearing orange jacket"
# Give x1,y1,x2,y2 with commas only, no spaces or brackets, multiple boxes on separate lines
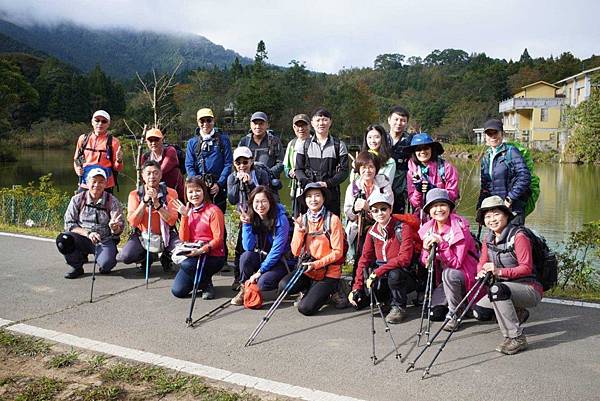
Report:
278,182,344,316
170,176,226,299
118,160,180,271
73,110,124,193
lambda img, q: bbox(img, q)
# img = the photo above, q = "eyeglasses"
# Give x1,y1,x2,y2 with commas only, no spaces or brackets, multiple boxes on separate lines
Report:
199,118,213,124
235,159,250,166
94,119,108,124
370,206,389,214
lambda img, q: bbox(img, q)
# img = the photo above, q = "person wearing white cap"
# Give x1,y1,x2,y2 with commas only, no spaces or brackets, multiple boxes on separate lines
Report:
185,107,233,213
73,110,124,193
58,168,124,279
226,146,273,289
348,188,419,324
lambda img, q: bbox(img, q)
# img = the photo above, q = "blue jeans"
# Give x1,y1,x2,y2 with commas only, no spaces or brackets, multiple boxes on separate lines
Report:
171,255,226,298
62,232,117,273
239,251,289,291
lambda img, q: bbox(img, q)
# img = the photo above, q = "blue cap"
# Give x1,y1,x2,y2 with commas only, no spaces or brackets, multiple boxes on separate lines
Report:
251,111,268,122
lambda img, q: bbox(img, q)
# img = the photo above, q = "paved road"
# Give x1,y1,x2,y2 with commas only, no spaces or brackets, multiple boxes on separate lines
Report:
1,234,599,401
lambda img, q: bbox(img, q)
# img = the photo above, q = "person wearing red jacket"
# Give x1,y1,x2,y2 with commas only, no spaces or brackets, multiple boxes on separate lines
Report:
473,195,542,355
141,128,185,202
348,189,416,324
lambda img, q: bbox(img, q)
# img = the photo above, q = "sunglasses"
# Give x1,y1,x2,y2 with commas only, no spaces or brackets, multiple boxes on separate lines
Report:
147,137,161,142
235,159,250,166
370,206,389,214
199,118,213,124
94,119,108,124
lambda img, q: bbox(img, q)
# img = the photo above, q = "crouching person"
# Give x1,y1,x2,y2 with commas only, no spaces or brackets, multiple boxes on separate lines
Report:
279,183,344,316
473,196,542,355
348,190,416,323
58,168,124,278
119,160,180,271
231,186,290,305
171,177,226,299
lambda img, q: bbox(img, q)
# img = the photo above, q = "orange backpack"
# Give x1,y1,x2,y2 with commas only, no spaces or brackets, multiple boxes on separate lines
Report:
243,282,263,309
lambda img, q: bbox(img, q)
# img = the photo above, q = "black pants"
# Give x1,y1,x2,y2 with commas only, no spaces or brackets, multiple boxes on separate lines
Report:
279,271,338,316
357,268,417,309
234,223,244,282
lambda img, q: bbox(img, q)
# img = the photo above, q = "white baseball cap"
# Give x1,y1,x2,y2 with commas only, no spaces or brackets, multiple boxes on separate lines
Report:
92,110,111,121
233,146,253,160
368,189,394,207
86,168,107,182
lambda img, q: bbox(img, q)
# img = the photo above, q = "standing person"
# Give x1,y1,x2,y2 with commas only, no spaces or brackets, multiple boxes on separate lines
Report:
119,160,180,271
141,128,185,202
294,108,350,216
387,106,413,214
231,186,290,305
279,183,344,316
473,195,542,355
478,119,531,226
73,110,124,193
348,190,416,324
185,108,233,213
227,146,272,290
357,124,395,180
238,112,285,193
406,133,459,221
57,168,124,279
283,114,311,200
418,188,480,331
171,177,226,299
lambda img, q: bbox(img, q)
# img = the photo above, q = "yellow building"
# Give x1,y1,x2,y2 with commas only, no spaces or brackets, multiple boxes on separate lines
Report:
498,81,564,150
555,66,600,107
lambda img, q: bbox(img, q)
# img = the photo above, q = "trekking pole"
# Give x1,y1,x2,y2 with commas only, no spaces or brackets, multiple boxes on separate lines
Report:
416,242,437,346
419,180,427,225
405,272,493,375
369,279,377,364
191,299,232,326
291,177,298,218
245,265,307,347
144,200,153,289
186,254,207,326
420,272,493,380
368,271,402,365
89,244,99,303
477,224,483,241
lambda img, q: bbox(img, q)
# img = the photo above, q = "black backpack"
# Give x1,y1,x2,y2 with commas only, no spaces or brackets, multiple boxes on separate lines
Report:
509,227,558,291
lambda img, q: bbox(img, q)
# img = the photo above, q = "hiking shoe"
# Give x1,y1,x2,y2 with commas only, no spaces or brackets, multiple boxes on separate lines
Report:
495,337,512,353
500,335,528,355
330,291,348,309
231,286,245,306
231,280,240,291
516,308,530,325
443,317,460,332
385,306,406,324
64,267,84,279
160,252,173,272
293,292,305,307
202,283,215,300
98,268,111,275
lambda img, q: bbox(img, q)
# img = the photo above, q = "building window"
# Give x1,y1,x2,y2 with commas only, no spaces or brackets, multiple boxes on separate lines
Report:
540,108,548,122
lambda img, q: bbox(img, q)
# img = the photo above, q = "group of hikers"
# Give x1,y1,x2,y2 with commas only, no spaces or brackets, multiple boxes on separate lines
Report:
55,105,542,357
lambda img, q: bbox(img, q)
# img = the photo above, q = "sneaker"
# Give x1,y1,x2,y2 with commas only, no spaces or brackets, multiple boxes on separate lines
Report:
231,286,245,306
495,337,512,353
500,335,528,355
330,291,348,309
516,308,530,325
202,283,215,300
443,317,460,332
293,292,305,307
385,306,406,324
64,267,84,279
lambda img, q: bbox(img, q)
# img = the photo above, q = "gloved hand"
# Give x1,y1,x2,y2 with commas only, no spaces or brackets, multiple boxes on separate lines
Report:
366,272,378,289
420,180,429,194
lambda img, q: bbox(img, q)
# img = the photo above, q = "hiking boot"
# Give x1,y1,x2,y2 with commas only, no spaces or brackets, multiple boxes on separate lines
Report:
160,252,173,272
330,291,348,309
202,282,215,300
500,335,528,355
443,317,460,332
495,337,512,353
516,308,530,325
385,306,406,324
231,286,245,306
64,267,84,279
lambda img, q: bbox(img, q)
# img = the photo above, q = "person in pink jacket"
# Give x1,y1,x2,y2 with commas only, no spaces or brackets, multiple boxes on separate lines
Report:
406,133,459,221
418,188,479,331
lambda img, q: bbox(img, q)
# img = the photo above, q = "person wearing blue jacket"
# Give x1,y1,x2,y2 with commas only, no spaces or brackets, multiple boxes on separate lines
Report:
231,186,290,305
478,119,531,225
185,108,233,213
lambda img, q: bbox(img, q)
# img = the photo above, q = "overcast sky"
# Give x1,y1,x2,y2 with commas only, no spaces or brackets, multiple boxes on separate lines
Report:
1,0,598,73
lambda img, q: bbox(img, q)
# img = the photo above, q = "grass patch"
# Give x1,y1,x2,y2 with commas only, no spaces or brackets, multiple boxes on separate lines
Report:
14,377,63,401
76,384,123,401
152,374,189,396
80,354,108,376
546,287,600,302
46,349,79,368
0,329,51,357
101,362,138,383
0,223,57,239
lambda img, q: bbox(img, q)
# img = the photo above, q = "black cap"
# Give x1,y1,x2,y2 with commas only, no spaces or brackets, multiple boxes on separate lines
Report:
484,119,503,133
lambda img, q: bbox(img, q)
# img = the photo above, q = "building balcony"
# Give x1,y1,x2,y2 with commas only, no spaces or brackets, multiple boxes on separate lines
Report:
499,97,565,113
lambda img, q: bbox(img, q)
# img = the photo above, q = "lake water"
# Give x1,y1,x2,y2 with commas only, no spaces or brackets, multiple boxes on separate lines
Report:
1,148,599,248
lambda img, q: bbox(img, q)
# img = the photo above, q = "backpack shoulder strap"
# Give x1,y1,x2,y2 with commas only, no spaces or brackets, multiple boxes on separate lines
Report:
106,134,113,161
437,157,446,184
394,220,403,242
332,136,341,160
77,133,92,159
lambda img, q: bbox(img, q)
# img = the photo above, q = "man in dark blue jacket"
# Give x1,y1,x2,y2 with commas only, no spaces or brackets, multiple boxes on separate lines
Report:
185,108,233,212
478,119,531,225
387,106,414,214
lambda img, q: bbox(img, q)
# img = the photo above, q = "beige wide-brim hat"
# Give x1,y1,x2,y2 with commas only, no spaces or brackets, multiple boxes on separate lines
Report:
476,195,514,224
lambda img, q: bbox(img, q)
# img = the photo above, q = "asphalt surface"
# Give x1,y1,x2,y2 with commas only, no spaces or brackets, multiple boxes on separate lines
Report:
1,234,599,401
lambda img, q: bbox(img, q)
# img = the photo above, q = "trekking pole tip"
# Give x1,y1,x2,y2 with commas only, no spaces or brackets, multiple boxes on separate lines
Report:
421,369,430,380
405,363,414,373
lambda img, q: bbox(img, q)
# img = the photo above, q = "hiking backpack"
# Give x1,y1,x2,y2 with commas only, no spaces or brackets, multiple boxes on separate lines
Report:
239,131,280,161
504,141,541,217
78,132,119,191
